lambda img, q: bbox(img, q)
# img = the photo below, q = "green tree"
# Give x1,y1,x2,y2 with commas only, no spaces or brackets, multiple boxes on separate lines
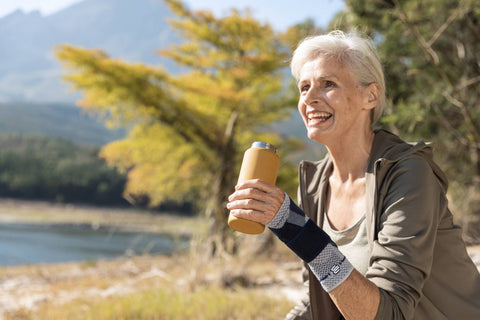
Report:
333,0,480,220
55,0,301,254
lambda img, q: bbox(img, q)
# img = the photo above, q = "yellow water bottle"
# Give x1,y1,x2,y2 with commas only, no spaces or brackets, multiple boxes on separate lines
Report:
228,141,280,234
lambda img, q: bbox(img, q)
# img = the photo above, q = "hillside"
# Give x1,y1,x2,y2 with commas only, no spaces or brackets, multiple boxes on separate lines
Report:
0,102,124,145
0,0,179,103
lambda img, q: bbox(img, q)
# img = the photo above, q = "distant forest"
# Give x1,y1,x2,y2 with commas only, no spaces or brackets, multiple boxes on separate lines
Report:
0,134,128,206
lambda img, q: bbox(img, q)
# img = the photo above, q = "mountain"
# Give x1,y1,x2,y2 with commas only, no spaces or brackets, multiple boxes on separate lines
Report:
0,102,125,145
0,0,179,103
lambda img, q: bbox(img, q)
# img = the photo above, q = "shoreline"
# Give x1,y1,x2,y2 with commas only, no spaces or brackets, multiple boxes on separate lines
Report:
0,198,205,237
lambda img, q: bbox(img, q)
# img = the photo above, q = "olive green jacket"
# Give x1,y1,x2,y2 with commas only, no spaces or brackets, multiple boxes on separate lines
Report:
291,129,480,320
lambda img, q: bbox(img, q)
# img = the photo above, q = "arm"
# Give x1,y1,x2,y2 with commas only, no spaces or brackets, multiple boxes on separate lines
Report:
267,194,380,320
228,156,441,320
367,156,443,319
330,270,379,319
228,180,380,320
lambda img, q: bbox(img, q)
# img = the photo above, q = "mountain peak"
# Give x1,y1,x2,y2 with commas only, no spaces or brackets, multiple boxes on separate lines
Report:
1,8,43,22
0,0,179,103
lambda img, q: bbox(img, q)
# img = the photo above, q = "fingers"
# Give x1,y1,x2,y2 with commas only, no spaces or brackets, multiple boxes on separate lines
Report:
229,184,271,203
234,179,276,193
227,179,285,225
228,179,283,206
227,197,270,214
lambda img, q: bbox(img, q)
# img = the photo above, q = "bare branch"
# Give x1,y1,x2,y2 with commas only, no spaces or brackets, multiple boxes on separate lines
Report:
459,76,480,90
393,0,440,64
442,91,464,109
442,90,480,142
431,103,471,148
427,8,459,47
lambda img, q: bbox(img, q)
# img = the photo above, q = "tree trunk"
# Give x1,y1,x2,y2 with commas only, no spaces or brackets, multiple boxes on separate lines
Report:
470,146,480,216
462,146,480,244
204,111,239,257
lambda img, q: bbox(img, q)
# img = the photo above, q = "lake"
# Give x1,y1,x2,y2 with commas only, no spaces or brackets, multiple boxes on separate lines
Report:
0,223,187,266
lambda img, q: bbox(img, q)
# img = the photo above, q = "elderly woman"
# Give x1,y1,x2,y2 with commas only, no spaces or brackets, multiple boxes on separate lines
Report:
227,30,480,320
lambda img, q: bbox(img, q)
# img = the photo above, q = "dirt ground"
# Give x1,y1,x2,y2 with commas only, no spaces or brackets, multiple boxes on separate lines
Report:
0,253,305,317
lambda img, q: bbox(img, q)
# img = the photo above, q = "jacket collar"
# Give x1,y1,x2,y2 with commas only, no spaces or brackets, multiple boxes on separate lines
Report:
299,129,446,224
367,129,421,172
367,129,447,191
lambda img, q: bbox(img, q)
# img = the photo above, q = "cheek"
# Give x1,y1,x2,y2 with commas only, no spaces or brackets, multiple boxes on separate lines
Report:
297,100,307,123
326,91,354,114
326,90,341,104
297,97,304,113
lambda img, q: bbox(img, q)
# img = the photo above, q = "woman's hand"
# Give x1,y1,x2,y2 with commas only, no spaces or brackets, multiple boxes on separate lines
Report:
226,179,285,225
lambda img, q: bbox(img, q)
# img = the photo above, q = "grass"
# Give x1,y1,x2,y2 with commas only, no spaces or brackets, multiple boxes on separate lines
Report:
13,287,292,320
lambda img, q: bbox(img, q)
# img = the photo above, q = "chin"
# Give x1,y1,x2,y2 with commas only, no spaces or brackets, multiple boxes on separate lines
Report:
307,132,327,145
306,127,333,144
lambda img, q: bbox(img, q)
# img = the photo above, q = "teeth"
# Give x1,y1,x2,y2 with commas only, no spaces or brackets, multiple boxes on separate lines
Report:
308,112,331,120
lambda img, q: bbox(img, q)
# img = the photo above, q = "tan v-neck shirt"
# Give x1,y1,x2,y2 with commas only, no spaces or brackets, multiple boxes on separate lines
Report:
323,213,369,275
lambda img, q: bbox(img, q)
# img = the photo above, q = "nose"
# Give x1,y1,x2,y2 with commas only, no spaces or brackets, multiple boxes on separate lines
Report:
303,87,321,106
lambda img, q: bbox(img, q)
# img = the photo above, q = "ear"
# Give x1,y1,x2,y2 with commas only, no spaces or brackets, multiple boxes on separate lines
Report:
362,83,381,111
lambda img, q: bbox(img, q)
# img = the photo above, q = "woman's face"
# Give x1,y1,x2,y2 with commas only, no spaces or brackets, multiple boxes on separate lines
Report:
297,56,372,145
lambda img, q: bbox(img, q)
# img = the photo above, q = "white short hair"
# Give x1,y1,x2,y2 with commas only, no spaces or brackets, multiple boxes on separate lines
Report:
291,30,386,124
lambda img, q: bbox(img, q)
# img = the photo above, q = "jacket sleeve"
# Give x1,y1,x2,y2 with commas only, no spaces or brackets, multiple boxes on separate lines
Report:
367,156,446,320
285,187,312,320
284,186,312,320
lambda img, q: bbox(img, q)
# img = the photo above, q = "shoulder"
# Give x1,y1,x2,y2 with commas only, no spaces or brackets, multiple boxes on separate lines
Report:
389,154,434,180
376,142,448,195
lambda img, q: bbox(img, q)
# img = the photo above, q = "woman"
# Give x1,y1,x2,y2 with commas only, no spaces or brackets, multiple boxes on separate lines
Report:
227,30,480,320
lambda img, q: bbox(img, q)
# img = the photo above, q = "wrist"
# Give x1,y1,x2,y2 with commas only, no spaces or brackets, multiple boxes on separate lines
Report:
266,192,290,229
309,243,354,292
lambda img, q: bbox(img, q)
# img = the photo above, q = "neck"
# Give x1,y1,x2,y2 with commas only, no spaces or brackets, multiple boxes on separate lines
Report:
325,127,375,183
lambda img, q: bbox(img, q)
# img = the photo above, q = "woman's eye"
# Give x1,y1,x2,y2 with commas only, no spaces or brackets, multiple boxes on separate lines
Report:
300,85,310,92
325,80,336,88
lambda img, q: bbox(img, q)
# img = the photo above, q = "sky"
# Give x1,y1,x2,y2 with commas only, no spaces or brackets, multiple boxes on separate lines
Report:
0,0,345,30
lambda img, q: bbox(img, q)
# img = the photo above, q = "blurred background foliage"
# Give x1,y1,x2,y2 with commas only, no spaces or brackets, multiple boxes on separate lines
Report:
333,0,480,225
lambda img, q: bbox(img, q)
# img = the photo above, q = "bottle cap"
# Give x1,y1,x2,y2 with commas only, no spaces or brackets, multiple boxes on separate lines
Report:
251,141,277,154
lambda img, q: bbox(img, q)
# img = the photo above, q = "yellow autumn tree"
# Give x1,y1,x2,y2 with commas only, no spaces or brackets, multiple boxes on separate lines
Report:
55,0,301,254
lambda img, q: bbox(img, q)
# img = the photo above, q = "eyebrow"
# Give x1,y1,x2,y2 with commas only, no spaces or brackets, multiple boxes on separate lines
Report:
297,74,339,85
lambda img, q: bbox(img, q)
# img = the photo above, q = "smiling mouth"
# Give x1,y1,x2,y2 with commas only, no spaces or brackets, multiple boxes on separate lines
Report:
307,111,332,123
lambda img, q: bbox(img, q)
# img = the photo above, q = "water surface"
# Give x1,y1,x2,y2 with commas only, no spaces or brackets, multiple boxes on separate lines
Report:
0,223,186,266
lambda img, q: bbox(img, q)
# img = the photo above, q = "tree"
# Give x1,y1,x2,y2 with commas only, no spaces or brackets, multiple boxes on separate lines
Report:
333,0,480,222
55,0,301,255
